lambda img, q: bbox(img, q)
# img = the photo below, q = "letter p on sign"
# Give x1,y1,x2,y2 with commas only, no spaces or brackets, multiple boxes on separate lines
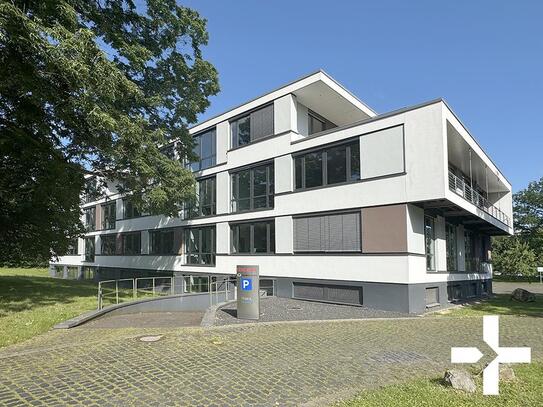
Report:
241,278,252,291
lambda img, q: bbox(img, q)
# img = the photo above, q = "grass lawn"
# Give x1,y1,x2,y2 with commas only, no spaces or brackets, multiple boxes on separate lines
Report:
337,362,543,406
0,267,98,348
435,294,543,317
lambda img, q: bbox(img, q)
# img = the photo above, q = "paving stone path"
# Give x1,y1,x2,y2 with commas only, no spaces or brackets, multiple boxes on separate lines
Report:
0,316,541,406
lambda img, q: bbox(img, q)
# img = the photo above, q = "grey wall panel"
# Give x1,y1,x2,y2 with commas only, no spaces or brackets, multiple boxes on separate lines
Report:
360,125,405,179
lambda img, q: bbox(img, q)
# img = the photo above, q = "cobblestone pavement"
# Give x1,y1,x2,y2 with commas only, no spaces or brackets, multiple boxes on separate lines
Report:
84,311,204,329
0,316,541,406
215,297,414,326
493,281,543,294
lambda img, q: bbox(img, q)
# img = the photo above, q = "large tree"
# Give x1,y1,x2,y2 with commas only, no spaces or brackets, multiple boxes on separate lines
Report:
0,0,219,263
513,176,543,265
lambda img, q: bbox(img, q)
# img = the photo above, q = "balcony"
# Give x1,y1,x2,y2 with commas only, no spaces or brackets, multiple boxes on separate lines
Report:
448,170,510,226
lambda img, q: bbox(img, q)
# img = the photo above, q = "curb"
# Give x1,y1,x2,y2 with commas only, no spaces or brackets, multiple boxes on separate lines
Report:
200,299,237,328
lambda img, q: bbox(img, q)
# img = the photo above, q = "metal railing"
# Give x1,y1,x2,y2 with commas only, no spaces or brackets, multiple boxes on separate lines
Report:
448,171,510,226
98,277,174,309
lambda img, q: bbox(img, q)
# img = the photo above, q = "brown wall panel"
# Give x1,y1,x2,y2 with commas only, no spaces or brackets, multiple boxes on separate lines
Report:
362,204,408,253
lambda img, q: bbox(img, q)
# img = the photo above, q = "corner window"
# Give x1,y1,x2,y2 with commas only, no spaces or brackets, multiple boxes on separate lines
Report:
231,221,275,254
231,104,274,148
184,177,216,219
84,237,95,262
184,226,215,265
446,223,457,271
190,129,216,171
308,110,336,135
149,229,175,255
294,140,360,190
101,234,117,255
123,199,141,219
121,232,141,255
231,163,274,213
101,202,116,230
84,207,96,232
424,216,436,271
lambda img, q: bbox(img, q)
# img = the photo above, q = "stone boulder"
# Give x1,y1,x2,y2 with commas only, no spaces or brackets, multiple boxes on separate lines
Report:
443,369,476,393
511,288,536,302
500,365,516,382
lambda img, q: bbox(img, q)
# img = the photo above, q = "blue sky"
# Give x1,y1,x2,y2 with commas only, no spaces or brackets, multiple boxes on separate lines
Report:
182,0,542,192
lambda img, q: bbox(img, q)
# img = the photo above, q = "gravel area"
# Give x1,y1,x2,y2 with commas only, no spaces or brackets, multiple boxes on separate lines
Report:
214,296,415,325
493,281,543,294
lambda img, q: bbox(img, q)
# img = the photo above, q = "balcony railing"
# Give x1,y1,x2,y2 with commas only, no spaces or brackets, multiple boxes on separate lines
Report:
448,171,510,226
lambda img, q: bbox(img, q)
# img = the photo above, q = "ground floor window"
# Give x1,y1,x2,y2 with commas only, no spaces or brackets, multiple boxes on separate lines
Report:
185,226,215,265
445,223,457,271
424,216,436,271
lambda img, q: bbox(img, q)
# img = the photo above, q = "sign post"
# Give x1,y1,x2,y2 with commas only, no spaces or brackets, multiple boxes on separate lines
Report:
236,265,260,320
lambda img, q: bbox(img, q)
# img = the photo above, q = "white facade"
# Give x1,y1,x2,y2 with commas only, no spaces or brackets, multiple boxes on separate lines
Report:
52,71,513,313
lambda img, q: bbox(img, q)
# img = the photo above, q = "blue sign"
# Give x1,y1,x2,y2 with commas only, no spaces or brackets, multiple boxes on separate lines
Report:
241,277,252,291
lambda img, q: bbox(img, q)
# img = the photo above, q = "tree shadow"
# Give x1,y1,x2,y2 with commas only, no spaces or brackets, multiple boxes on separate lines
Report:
467,294,543,317
0,275,97,316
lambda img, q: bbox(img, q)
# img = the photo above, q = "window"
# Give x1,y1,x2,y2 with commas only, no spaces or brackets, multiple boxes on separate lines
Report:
185,226,215,265
149,229,175,255
308,110,336,135
231,104,274,148
231,221,275,254
101,234,117,255
190,129,216,171
65,238,78,256
446,223,457,271
231,163,274,212
84,237,95,262
84,207,96,232
160,143,176,160
464,230,476,271
101,202,116,230
123,199,141,219
83,178,101,203
185,177,216,218
294,140,360,190
294,212,361,252
425,287,439,307
121,232,141,255
424,216,436,271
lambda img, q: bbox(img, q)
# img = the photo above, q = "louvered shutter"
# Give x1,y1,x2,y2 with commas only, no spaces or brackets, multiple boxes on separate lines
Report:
250,105,274,141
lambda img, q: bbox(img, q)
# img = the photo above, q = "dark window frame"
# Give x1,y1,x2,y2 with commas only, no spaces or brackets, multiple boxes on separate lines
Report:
100,234,117,255
121,232,141,255
84,237,95,262
189,128,217,171
231,220,275,254
123,198,141,220
149,229,175,255
84,206,96,232
184,176,216,219
294,139,360,190
446,222,457,271
231,162,274,213
424,215,436,271
101,201,116,230
184,226,216,266
230,104,275,148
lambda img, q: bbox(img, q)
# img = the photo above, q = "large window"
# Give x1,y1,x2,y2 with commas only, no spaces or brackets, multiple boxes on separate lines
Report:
231,104,274,148
101,202,116,230
185,177,216,218
123,198,141,219
101,234,117,255
446,223,457,271
231,163,274,212
308,110,335,135
190,129,216,171
294,212,361,252
464,230,476,271
149,229,175,255
424,216,436,271
65,238,79,256
231,221,275,254
185,226,215,265
294,140,360,190
84,207,96,232
121,232,141,255
84,237,95,262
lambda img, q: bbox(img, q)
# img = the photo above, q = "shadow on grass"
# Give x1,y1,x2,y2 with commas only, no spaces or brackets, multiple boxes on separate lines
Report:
458,294,543,317
0,275,97,316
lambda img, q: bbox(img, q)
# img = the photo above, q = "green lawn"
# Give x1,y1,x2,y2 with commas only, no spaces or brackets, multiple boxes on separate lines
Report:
337,363,543,407
435,294,543,317
0,267,98,348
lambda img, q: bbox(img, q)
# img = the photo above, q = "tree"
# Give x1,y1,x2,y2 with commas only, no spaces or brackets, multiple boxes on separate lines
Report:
0,0,219,263
492,236,537,278
513,176,543,265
